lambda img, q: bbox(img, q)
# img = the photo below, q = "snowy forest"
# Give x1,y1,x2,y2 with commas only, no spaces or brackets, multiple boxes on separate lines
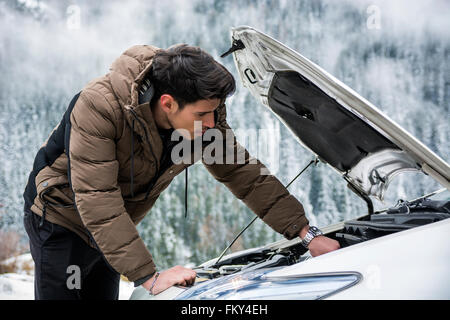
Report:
0,0,449,272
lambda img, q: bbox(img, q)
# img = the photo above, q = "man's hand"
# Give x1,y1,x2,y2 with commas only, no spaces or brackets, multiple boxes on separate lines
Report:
142,265,196,295
300,225,340,257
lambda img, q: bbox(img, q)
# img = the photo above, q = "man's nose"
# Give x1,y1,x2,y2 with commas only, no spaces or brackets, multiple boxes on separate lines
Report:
203,113,215,128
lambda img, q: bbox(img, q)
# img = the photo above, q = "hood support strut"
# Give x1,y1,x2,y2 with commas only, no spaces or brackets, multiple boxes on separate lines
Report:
345,177,374,215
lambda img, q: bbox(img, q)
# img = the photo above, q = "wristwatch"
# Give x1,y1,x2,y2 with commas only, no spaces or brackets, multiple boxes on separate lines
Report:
301,226,323,248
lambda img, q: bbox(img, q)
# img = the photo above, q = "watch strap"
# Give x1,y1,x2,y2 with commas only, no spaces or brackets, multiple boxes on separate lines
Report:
301,226,323,248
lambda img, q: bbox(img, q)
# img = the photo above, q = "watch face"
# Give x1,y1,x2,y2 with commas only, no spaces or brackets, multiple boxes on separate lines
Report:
309,227,323,237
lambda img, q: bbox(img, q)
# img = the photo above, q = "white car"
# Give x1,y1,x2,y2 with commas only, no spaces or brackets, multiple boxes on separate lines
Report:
130,26,450,300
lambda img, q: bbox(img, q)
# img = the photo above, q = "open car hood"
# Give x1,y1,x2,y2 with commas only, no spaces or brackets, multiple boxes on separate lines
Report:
228,26,450,201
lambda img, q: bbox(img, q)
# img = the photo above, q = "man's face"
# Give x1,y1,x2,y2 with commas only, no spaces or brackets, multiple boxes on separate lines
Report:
165,96,221,140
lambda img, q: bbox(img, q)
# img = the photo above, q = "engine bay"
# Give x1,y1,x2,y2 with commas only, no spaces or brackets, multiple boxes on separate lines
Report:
194,194,450,281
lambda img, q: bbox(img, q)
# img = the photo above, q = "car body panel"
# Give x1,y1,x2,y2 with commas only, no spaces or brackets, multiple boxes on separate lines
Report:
267,218,450,299
130,218,450,300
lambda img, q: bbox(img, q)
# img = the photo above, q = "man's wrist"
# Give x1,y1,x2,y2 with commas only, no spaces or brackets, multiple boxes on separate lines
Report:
300,225,323,248
136,272,157,288
299,224,310,239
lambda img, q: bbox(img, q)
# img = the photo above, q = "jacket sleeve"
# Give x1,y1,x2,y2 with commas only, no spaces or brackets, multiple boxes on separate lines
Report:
202,107,309,240
67,89,156,282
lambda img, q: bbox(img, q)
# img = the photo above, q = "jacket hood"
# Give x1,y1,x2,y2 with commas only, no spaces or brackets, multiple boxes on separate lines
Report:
109,44,160,109
108,45,164,168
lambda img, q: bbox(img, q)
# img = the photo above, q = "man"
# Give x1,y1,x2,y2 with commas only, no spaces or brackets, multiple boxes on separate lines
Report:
23,44,340,300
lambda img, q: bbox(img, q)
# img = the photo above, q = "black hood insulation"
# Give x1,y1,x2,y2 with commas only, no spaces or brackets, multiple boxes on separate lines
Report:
268,71,399,172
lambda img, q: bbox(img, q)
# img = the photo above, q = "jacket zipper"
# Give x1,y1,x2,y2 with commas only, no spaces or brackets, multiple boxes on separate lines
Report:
129,109,159,173
39,200,49,228
128,108,162,202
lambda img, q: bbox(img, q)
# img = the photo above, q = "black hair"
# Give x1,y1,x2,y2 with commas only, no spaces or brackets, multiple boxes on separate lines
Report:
148,44,236,109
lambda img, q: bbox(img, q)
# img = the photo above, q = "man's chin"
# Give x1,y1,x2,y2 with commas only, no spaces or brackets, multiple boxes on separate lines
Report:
181,134,199,141
192,131,205,140
173,128,204,140
172,129,195,140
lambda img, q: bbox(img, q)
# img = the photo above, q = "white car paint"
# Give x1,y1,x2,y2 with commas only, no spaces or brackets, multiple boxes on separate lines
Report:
265,218,450,299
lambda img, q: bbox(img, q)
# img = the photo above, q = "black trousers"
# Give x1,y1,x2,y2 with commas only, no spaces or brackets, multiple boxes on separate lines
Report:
23,210,120,300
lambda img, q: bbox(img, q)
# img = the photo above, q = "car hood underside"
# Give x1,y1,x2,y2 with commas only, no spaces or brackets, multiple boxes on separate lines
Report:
229,26,450,200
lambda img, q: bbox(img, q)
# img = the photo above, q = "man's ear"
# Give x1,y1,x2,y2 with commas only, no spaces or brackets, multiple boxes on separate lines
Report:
160,94,178,114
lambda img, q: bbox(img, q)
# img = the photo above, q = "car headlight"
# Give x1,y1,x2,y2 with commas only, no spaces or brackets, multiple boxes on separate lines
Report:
175,268,362,300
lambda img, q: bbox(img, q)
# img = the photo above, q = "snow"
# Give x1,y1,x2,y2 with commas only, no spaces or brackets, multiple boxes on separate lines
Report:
0,273,34,300
0,253,134,300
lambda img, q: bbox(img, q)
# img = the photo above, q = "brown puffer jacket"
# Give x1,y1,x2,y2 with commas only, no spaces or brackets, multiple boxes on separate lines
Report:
23,45,309,283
